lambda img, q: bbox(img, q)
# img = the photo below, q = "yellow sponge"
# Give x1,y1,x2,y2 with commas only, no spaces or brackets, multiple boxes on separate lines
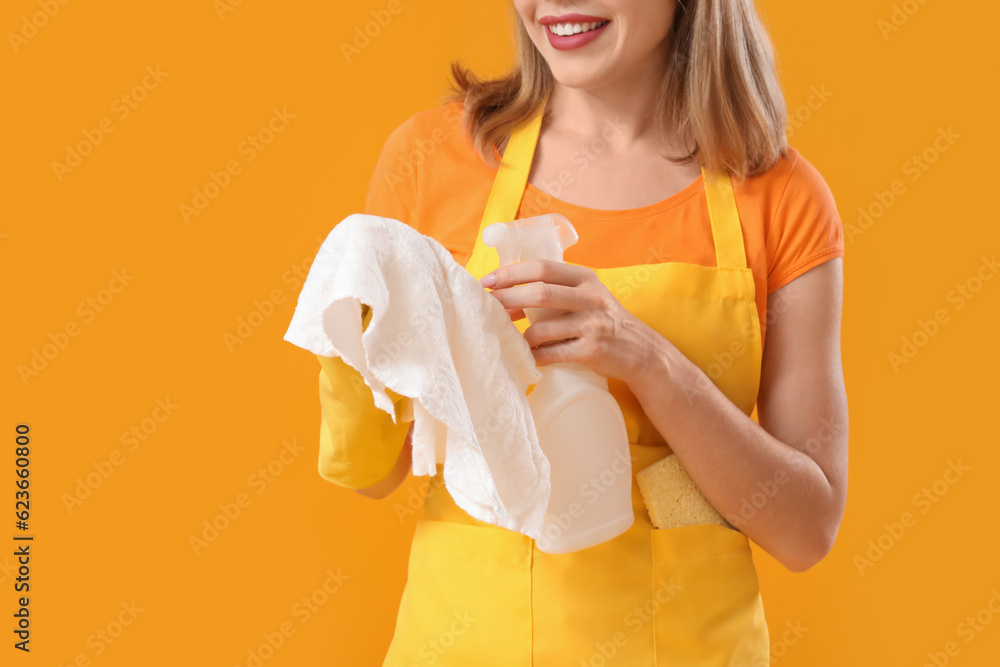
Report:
635,453,730,529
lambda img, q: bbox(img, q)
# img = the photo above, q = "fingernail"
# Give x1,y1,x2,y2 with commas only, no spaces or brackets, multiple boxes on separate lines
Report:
480,273,496,287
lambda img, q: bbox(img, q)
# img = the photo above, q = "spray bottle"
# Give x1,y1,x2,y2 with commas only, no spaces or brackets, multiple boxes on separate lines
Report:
483,213,634,554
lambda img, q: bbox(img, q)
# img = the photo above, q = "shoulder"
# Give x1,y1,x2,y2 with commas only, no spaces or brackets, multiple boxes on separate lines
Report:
373,100,473,170
365,101,496,245
735,146,843,246
366,101,473,219
736,146,837,216
774,147,839,215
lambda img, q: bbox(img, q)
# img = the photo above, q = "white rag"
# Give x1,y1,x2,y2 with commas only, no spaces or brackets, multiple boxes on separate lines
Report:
283,214,550,540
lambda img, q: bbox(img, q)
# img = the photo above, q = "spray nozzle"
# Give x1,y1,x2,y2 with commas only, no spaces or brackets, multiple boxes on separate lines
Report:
482,213,579,324
482,213,578,267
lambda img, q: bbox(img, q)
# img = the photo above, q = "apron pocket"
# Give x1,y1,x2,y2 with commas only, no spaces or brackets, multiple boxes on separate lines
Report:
649,524,770,666
382,519,533,667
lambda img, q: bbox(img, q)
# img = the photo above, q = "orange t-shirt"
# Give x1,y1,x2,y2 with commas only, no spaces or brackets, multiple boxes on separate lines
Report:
363,101,844,348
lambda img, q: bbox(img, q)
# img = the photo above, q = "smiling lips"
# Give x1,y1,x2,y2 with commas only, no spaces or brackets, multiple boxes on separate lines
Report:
539,13,612,51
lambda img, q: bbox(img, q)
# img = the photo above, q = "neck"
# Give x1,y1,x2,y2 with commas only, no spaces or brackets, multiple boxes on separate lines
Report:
546,49,674,151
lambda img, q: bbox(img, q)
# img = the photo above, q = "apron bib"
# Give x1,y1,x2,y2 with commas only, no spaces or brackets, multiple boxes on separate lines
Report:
382,111,769,666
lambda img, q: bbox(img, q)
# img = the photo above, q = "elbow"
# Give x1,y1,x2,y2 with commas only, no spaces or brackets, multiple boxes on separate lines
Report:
780,514,841,573
779,472,847,573
780,530,834,573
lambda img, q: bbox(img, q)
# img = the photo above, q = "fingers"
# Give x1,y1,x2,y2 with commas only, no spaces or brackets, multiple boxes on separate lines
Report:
482,258,593,289
529,336,586,368
489,281,590,313
522,310,593,349
480,259,604,322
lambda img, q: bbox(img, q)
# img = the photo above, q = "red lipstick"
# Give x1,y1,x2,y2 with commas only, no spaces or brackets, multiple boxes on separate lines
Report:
539,14,611,51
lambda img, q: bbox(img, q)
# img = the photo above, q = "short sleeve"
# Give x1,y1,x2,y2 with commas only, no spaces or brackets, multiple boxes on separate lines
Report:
765,153,845,294
364,116,419,225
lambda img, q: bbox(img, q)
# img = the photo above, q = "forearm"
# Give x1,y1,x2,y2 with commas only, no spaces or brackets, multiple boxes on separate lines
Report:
628,340,839,571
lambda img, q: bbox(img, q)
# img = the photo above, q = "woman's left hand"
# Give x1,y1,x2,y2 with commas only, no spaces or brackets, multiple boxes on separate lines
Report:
480,259,664,386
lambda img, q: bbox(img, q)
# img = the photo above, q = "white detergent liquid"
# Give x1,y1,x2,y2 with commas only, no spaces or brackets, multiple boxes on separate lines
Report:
483,213,634,554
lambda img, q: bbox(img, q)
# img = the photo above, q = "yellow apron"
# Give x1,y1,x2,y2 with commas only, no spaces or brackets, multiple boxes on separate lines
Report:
382,111,769,666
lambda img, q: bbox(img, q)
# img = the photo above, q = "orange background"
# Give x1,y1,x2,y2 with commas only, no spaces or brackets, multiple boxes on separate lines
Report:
3,0,999,665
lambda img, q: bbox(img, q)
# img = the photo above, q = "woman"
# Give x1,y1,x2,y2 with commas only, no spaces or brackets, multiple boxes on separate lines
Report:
314,0,848,664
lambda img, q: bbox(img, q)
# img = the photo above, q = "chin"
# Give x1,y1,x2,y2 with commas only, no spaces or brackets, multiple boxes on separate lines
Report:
549,66,612,91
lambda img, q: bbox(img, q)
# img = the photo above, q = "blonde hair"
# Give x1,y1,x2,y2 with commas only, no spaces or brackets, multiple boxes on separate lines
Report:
442,0,789,182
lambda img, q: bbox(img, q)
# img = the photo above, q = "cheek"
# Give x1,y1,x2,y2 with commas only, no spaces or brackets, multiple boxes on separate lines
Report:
511,0,535,29
512,2,543,46
619,2,676,44
612,19,671,63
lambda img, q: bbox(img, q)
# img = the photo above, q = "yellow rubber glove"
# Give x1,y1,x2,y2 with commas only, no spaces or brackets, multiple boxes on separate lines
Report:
315,305,412,490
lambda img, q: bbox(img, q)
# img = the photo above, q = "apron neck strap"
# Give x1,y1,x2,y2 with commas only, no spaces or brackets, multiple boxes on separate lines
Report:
481,112,544,231
702,170,748,270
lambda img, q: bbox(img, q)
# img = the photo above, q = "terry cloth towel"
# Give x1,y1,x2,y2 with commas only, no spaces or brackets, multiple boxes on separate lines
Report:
283,214,550,540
